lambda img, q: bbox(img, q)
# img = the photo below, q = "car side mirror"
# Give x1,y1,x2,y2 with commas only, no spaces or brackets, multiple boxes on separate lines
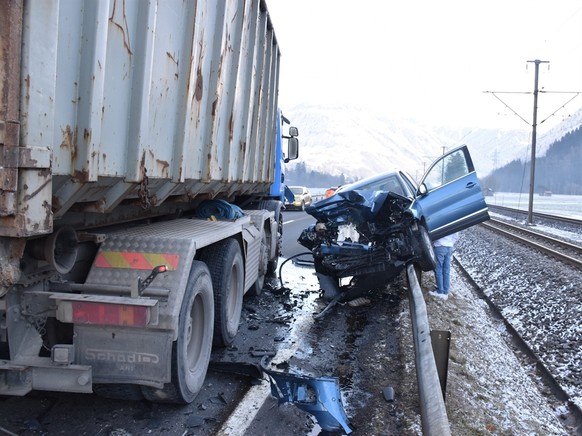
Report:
418,183,428,196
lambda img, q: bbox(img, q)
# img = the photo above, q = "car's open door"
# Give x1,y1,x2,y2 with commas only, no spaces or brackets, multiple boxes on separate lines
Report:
416,145,490,240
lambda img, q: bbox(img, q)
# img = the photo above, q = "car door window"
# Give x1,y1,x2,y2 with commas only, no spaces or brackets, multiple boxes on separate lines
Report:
423,149,469,191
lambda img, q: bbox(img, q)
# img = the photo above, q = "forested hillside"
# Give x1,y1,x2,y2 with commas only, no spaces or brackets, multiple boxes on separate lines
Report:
285,162,352,189
481,127,582,195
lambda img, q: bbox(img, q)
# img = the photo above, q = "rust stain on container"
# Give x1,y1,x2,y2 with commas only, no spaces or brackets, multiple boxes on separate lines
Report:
166,51,178,66
73,169,89,183
228,113,234,142
211,97,217,116
109,0,133,55
195,67,203,101
156,159,170,177
61,125,78,161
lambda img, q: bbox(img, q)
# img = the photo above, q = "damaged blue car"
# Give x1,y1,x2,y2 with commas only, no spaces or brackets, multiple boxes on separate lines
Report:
298,145,489,297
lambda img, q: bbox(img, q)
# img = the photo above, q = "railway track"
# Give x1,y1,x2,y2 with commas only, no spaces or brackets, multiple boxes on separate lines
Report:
482,217,582,269
454,256,582,431
487,204,582,227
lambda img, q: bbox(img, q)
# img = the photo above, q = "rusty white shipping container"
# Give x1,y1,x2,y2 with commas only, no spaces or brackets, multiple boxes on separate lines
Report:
1,0,281,238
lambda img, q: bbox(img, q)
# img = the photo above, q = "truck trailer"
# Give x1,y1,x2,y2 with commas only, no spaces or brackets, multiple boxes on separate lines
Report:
0,0,298,403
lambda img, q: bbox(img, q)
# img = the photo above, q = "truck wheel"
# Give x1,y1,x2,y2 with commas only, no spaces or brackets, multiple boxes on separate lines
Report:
415,224,437,272
141,261,214,404
200,239,244,347
268,211,282,275
257,199,282,275
248,231,268,297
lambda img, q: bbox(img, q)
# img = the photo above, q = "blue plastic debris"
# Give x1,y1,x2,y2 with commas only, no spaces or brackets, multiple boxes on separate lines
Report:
261,360,352,434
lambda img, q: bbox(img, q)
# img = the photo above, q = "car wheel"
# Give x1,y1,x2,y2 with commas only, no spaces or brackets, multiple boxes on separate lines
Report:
200,239,244,347
415,224,437,272
141,261,214,403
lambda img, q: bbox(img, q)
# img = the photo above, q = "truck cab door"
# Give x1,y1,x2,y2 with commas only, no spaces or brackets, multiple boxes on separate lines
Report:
415,145,490,240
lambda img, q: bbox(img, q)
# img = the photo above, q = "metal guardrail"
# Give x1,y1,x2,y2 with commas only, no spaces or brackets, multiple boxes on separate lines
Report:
406,264,451,436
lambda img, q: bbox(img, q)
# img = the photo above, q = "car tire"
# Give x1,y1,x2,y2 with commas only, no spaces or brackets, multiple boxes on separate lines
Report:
141,261,214,403
300,201,305,211
200,239,244,347
415,224,437,272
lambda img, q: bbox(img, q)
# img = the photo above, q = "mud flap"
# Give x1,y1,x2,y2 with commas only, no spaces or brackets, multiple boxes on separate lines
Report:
261,360,352,434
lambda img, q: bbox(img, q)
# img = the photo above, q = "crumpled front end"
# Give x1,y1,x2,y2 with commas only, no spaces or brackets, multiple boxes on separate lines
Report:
298,190,416,282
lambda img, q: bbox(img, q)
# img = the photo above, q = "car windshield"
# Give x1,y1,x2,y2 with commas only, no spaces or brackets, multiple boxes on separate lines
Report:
337,172,405,196
290,187,303,195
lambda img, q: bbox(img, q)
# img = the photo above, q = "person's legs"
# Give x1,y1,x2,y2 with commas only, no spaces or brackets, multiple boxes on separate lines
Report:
433,246,448,294
441,246,454,294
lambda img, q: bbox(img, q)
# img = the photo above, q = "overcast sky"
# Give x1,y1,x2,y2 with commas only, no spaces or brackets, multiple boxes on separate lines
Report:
266,0,582,132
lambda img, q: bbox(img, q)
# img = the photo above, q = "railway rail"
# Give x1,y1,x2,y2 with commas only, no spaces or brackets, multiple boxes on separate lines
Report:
481,217,582,269
487,204,582,227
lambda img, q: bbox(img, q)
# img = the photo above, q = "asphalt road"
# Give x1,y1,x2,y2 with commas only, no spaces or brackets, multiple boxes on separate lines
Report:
280,210,315,259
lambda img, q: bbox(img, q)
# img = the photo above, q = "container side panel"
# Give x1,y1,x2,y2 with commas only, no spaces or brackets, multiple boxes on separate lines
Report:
210,0,245,184
243,8,267,183
232,0,259,182
8,0,282,235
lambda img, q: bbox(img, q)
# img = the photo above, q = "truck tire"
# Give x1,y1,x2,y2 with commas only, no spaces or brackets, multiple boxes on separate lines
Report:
141,261,214,404
200,239,244,347
415,224,437,272
248,231,268,297
268,213,282,275
257,199,282,275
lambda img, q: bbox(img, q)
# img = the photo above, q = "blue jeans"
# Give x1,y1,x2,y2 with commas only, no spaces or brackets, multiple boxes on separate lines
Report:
434,246,454,295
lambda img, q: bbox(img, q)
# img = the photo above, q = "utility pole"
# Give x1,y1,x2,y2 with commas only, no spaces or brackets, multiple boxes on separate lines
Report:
526,59,549,226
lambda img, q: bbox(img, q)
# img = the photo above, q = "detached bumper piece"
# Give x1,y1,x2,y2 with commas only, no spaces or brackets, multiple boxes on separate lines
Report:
261,361,352,434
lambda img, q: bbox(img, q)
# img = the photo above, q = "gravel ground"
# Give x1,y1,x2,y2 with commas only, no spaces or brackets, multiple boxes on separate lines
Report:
409,261,575,435
455,224,582,413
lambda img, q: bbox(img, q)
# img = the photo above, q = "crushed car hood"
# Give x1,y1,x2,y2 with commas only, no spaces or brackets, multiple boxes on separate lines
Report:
298,189,417,289
304,189,412,224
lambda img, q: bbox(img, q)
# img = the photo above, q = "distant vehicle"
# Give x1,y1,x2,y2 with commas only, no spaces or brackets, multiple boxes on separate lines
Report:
298,145,490,297
324,186,339,198
286,186,313,210
539,190,553,197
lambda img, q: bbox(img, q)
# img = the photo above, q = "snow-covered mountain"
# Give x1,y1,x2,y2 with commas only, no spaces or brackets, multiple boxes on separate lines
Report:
283,103,582,181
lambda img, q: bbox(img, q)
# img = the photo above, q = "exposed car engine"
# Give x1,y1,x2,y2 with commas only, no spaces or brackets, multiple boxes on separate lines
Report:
298,190,417,281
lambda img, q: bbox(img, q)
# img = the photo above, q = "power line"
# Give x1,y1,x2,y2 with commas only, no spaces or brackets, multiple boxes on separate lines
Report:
485,59,582,225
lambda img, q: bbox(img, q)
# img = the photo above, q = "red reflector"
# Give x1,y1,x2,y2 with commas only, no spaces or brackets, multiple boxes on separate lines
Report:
72,302,149,327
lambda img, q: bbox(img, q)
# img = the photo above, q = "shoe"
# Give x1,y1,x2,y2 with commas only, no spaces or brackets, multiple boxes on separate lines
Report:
429,291,448,300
